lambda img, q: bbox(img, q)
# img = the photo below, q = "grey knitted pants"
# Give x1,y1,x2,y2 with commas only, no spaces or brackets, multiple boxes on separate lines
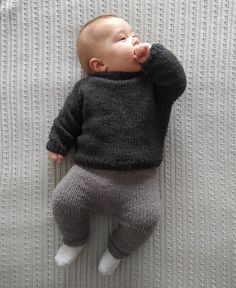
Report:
52,164,161,259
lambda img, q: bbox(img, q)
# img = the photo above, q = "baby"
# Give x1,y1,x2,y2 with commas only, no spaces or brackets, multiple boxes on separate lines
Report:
46,14,186,276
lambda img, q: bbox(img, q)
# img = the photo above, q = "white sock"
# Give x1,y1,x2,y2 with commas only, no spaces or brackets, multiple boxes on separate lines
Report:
98,248,121,276
55,244,85,266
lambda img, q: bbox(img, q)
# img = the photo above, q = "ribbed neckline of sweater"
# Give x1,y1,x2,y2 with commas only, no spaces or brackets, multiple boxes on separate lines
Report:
89,70,144,81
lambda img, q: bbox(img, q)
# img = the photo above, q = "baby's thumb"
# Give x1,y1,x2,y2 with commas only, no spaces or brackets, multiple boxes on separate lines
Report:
134,45,142,57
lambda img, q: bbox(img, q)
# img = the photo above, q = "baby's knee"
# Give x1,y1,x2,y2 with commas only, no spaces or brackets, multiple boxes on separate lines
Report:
52,185,88,223
123,207,160,234
52,194,69,220
141,209,160,232
52,186,76,220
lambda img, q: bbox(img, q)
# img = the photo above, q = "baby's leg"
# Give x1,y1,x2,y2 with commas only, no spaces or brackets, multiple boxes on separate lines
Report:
100,168,161,274
99,204,160,275
52,165,91,266
107,210,159,259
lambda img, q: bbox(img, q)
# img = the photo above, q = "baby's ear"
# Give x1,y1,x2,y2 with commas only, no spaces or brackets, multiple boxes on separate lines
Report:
89,58,107,72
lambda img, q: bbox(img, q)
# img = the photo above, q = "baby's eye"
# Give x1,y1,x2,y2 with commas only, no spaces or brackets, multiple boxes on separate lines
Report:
119,36,127,41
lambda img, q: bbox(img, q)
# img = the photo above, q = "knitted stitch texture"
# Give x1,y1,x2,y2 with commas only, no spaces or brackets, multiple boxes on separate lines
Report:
46,44,187,170
1,1,236,287
52,164,161,259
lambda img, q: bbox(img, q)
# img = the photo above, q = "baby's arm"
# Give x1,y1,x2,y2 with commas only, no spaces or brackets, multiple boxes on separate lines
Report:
46,81,83,161
135,43,187,106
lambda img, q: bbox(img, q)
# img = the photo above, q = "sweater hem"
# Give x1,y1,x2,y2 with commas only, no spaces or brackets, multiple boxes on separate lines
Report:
73,157,162,171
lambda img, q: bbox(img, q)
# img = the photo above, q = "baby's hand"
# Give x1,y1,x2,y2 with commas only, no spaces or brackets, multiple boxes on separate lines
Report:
133,43,152,64
48,151,64,163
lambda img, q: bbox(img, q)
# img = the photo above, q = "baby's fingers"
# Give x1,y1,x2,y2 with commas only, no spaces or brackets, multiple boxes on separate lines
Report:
134,43,151,63
48,152,64,163
134,45,145,58
48,153,57,161
57,155,64,163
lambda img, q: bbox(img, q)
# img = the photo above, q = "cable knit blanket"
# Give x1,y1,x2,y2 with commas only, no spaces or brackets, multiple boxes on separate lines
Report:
0,1,235,287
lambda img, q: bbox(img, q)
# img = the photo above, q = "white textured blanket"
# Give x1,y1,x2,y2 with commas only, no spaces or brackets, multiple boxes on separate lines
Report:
0,0,235,287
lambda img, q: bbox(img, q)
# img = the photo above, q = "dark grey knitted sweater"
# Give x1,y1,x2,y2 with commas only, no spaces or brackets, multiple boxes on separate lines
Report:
46,44,187,170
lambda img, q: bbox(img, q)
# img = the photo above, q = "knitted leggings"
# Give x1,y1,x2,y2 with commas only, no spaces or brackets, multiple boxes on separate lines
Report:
52,164,161,259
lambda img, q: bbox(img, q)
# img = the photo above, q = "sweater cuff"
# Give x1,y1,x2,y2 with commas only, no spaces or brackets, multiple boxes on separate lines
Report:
46,140,67,156
141,43,167,74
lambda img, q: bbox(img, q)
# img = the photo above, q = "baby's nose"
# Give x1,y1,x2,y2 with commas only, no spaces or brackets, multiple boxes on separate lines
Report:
132,36,140,46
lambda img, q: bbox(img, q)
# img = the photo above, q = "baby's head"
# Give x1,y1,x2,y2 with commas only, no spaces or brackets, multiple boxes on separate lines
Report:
77,15,141,74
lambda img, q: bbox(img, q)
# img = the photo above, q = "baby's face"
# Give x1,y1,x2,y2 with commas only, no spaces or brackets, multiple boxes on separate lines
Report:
90,17,142,73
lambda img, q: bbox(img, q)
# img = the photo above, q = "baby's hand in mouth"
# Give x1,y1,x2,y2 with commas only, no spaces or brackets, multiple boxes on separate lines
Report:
134,43,151,64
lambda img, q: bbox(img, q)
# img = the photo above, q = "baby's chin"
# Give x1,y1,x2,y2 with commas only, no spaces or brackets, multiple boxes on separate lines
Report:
129,65,142,72
110,68,142,73
118,64,142,73
106,61,142,73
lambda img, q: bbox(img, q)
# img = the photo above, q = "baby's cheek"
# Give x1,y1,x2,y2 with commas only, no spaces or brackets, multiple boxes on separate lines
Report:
125,49,136,61
115,50,130,63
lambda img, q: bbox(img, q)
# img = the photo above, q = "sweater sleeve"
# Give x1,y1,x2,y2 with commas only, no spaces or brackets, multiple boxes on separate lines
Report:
141,43,187,106
46,81,83,156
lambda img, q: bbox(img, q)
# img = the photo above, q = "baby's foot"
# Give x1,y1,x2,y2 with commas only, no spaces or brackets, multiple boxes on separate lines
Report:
55,244,85,266
98,249,121,276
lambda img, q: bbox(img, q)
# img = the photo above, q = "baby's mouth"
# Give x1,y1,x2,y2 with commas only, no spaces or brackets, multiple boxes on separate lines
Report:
133,52,138,62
